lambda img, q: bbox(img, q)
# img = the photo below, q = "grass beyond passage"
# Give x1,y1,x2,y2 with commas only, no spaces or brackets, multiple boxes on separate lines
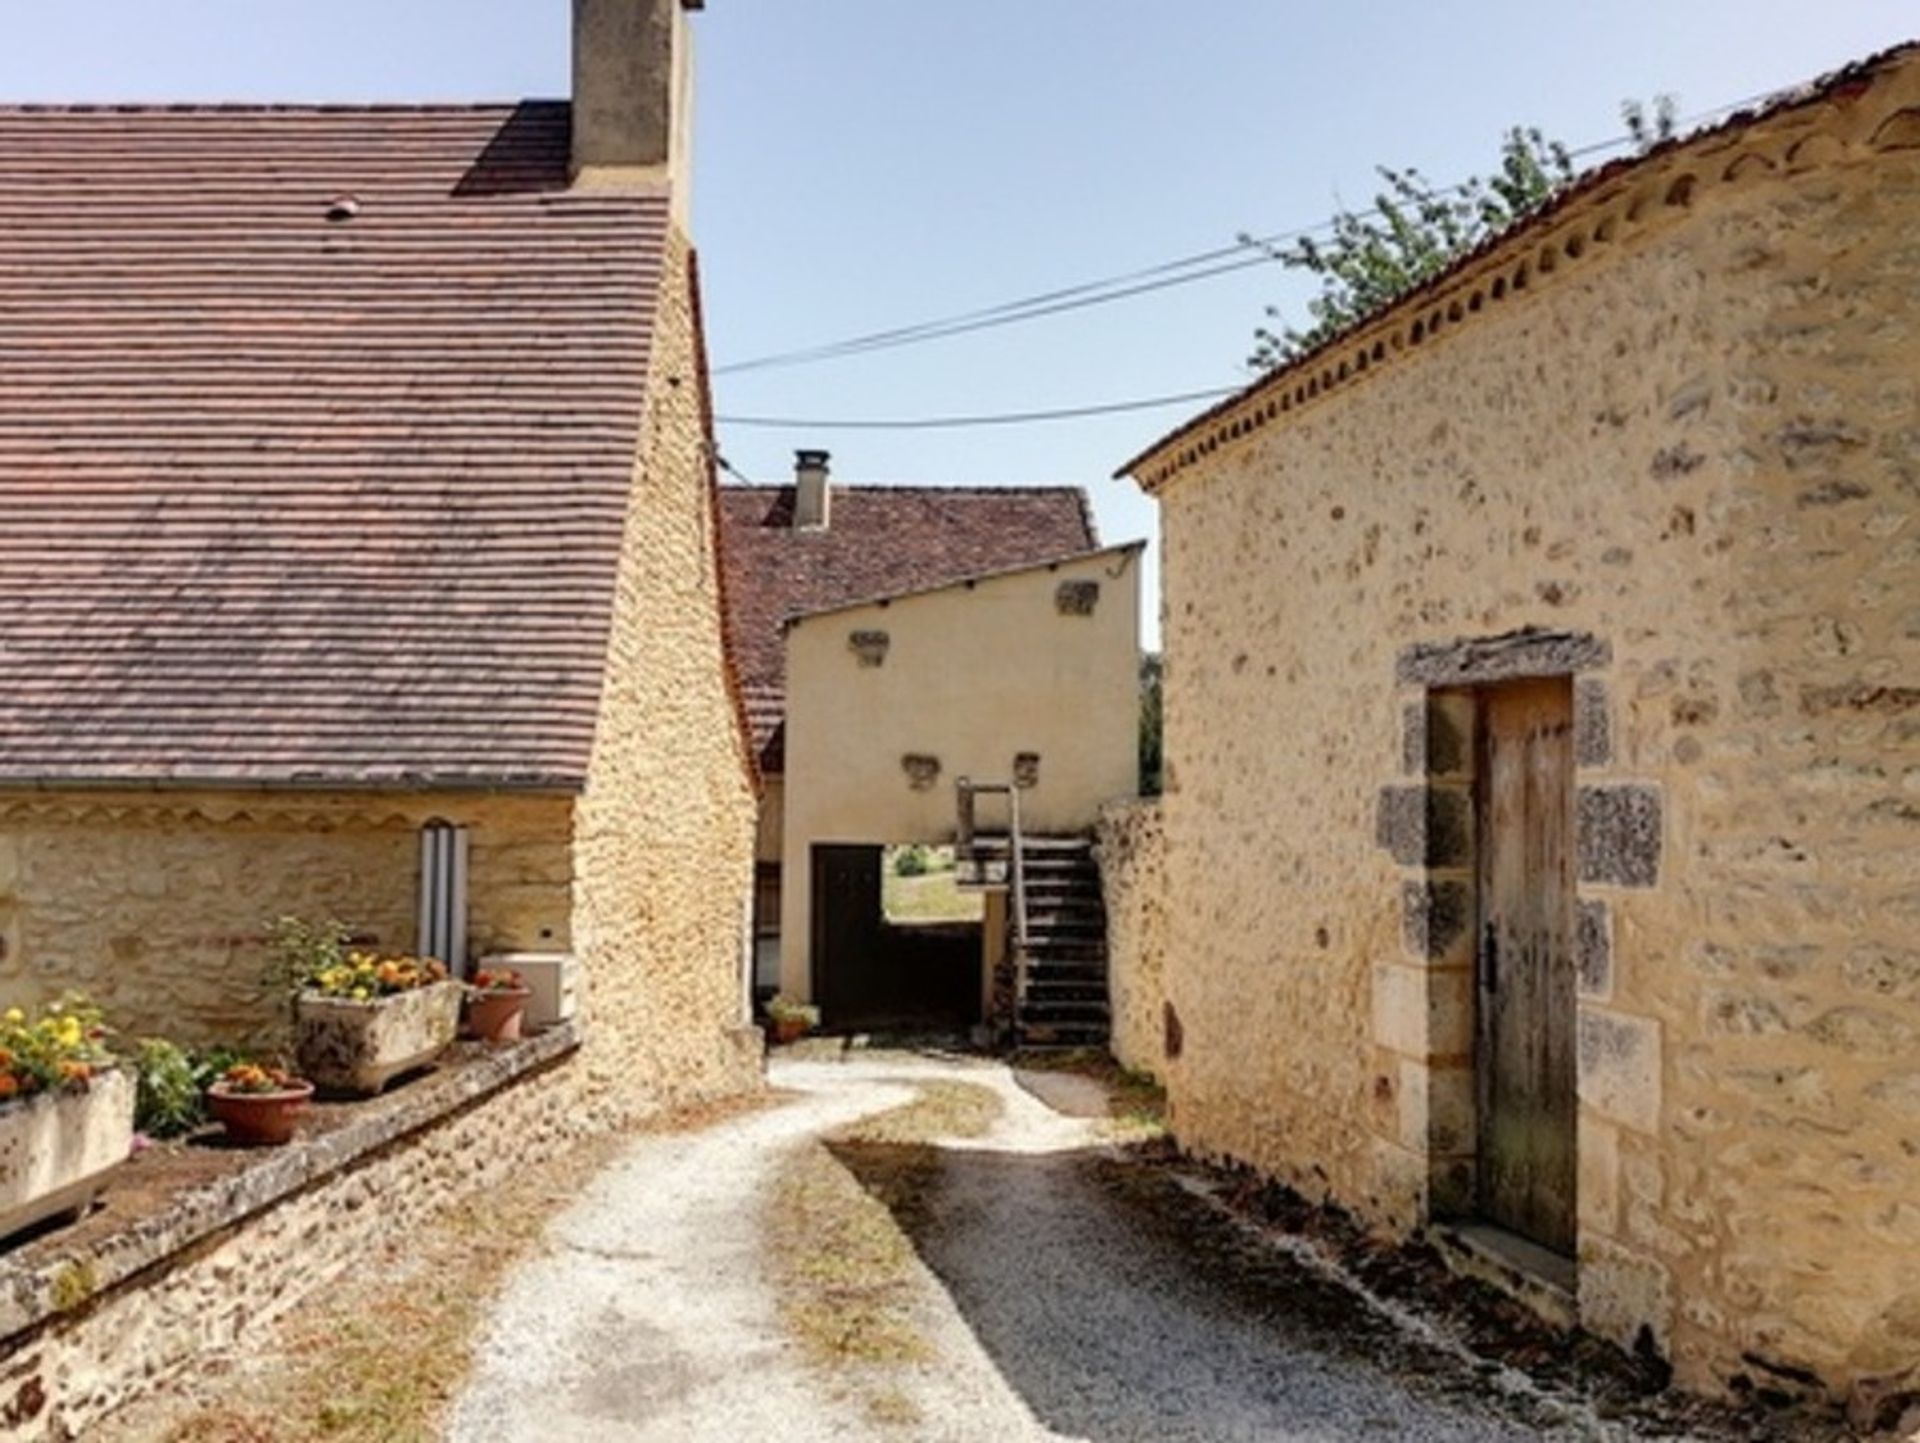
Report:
880,847,984,925
765,1079,1003,1427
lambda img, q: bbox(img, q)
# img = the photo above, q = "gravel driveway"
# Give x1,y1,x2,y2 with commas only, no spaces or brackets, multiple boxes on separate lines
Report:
447,1051,1696,1442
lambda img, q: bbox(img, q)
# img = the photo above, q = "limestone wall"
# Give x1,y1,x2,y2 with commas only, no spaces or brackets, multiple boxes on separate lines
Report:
1143,67,1920,1403
1096,798,1167,1078
570,228,762,1117
0,790,573,1046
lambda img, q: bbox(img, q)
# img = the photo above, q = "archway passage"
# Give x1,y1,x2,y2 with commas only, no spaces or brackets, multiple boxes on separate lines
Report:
809,844,983,1030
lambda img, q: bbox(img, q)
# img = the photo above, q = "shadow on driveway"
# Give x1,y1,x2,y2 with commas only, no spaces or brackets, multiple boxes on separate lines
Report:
828,1138,1578,1443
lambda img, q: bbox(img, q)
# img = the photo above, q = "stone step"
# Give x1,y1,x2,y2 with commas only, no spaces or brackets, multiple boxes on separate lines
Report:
1020,1003,1110,1028
1027,949,1107,968
1017,1020,1111,1048
1025,915,1104,936
1025,968,1107,990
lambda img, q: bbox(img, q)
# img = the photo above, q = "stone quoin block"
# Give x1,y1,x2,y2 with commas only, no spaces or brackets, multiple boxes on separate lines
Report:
1401,696,1472,778
1578,785,1663,888
1575,679,1612,767
1375,785,1472,869
1402,702,1427,776
1578,1115,1622,1237
1373,962,1472,1058
1577,899,1612,998
1401,878,1472,960
1578,1007,1663,1134
1578,1234,1674,1361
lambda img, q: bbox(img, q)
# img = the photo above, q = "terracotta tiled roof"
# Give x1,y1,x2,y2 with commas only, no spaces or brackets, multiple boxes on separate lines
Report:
717,484,1096,772
0,102,670,789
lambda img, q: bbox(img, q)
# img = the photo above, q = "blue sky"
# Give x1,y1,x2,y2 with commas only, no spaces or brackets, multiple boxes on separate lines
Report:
2,1,1911,644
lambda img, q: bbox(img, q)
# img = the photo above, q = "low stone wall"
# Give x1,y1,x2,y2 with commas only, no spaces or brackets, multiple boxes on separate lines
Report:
1096,798,1167,1078
0,1028,621,1440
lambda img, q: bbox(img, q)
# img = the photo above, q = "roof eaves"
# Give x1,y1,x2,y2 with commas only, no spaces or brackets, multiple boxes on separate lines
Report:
0,772,586,795
780,539,1146,628
1115,39,1920,489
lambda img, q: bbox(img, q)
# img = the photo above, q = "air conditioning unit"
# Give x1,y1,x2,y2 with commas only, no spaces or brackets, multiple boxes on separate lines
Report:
479,952,577,1031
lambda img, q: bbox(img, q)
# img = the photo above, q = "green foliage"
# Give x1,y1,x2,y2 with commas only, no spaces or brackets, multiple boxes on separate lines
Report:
264,914,349,994
766,994,821,1028
1621,94,1679,154
891,845,931,878
1138,653,1163,798
0,994,116,1100
131,1037,248,1137
131,1038,199,1137
50,1258,98,1312
1246,98,1676,372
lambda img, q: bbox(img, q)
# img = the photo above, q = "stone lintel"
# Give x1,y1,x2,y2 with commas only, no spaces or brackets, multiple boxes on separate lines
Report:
1397,627,1610,688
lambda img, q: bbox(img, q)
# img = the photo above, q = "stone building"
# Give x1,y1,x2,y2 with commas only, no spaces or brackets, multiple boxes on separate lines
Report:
720,458,1142,1035
1117,45,1920,1412
0,0,757,1111
0,6,764,1428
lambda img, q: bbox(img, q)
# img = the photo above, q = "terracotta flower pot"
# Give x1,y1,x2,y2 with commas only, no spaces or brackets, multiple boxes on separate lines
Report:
208,1080,315,1147
465,987,532,1043
771,1016,810,1045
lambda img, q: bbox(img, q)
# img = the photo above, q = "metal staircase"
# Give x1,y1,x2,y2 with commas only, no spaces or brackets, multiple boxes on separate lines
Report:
955,780,1110,1049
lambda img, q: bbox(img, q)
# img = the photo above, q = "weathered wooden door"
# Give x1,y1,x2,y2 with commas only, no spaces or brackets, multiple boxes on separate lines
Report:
1475,678,1577,1255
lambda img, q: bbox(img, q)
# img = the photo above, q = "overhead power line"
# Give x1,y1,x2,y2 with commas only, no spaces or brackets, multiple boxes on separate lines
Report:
714,385,1241,431
712,88,1780,380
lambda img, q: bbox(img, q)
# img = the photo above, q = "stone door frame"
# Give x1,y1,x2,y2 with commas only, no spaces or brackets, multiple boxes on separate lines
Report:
1373,627,1670,1347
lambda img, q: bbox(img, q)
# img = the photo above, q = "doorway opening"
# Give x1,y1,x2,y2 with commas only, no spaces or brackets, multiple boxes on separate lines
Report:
1471,677,1577,1262
809,844,984,1031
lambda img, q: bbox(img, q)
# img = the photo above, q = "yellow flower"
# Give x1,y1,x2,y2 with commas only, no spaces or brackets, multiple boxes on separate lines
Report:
351,987,371,1001
2,1008,21,1025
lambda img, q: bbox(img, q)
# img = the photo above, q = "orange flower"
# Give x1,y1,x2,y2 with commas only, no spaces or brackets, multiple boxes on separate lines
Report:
58,1060,92,1085
0,1073,18,1099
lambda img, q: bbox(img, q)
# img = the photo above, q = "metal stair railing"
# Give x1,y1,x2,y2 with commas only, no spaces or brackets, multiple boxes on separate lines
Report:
954,777,1031,1035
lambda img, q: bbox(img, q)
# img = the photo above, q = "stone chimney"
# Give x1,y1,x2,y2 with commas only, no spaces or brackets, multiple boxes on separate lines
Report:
571,0,700,208
793,450,831,530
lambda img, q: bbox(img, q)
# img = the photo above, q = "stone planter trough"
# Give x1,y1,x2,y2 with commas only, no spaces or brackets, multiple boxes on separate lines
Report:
0,1068,135,1244
295,980,462,1095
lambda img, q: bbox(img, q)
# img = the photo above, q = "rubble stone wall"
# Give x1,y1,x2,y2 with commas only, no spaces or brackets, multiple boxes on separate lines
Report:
1145,63,1920,1405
